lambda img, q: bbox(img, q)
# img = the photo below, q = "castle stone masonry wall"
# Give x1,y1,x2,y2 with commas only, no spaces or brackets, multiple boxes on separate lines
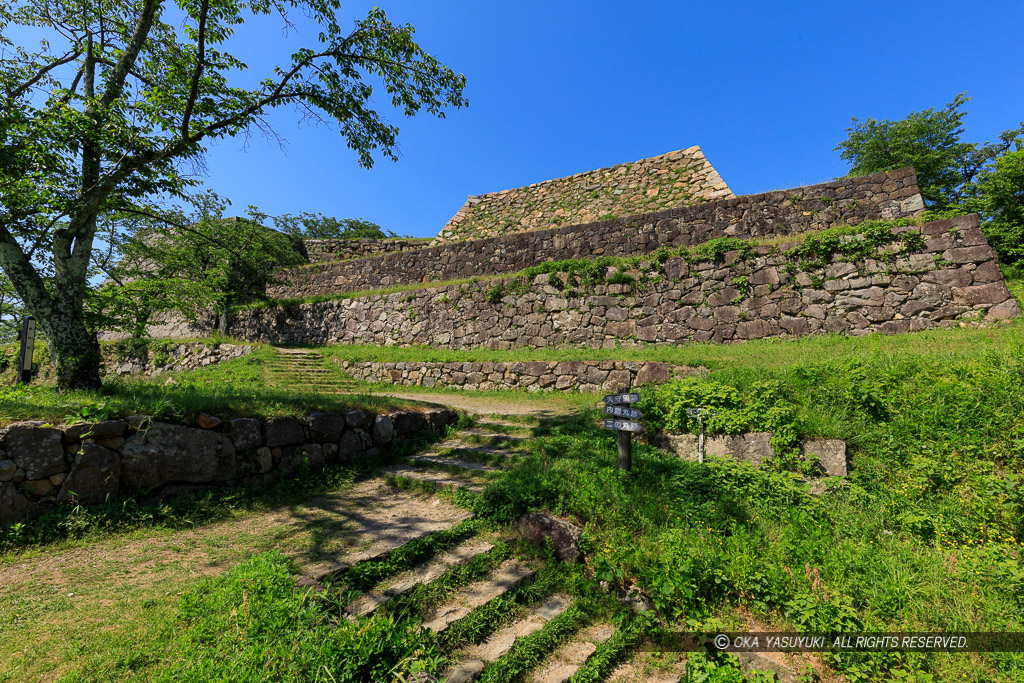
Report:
233,214,1019,349
267,168,925,301
339,359,707,394
436,146,733,243
0,406,457,526
304,238,433,264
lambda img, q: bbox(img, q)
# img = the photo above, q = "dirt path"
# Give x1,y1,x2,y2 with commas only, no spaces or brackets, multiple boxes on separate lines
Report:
0,479,468,682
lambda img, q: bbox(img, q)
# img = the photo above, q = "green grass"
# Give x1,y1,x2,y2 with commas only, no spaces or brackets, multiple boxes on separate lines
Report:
463,332,1024,681
0,344,422,426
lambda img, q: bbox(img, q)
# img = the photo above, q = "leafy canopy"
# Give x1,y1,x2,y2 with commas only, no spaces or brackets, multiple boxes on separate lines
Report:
0,0,467,388
835,93,1024,208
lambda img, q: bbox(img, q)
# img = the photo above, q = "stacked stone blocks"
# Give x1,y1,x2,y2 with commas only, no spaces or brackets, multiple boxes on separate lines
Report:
268,168,923,300
0,407,457,525
233,214,1017,348
436,145,732,243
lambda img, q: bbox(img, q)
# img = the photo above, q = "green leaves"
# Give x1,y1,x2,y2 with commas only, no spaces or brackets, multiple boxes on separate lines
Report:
1,0,466,387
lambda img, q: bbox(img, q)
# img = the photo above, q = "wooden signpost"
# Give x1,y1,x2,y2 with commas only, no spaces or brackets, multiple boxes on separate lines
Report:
603,391,642,471
16,316,36,385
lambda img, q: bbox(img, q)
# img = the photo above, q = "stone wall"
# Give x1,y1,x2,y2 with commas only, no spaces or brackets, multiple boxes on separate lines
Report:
653,432,849,477
338,359,707,393
436,146,732,243
267,168,924,301
304,238,433,264
104,341,252,376
232,215,1018,348
0,406,458,526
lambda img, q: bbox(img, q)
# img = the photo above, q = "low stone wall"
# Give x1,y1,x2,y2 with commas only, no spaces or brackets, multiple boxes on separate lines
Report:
104,341,253,376
232,215,1019,349
339,359,706,393
304,238,433,263
266,168,924,301
437,146,732,243
0,406,457,526
653,432,849,477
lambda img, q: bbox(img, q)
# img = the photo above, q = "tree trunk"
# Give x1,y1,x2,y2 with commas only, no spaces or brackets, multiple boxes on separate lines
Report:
38,310,102,391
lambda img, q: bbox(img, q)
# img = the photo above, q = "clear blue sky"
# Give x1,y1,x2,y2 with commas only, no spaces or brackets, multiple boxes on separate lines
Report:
198,0,1024,239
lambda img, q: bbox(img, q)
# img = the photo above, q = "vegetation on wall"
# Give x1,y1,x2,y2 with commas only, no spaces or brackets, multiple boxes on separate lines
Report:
836,93,1024,265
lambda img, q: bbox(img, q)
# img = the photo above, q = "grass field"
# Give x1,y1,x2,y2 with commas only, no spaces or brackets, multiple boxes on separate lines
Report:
1,266,1023,681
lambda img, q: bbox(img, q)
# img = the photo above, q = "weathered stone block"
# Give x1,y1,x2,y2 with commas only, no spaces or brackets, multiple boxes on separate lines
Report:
303,412,347,443
120,423,236,488
391,410,427,435
228,418,262,450
3,422,66,480
635,362,672,386
516,512,583,563
64,419,127,442
0,482,42,525
264,417,305,448
800,440,848,477
58,444,121,504
371,415,395,446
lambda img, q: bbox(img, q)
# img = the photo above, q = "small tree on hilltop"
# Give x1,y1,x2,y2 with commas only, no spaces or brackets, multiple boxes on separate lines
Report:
0,0,467,390
835,93,1024,209
92,193,305,337
272,213,397,240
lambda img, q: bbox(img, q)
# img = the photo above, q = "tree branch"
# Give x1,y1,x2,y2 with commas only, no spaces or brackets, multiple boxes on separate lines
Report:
181,0,209,137
98,0,161,110
7,47,83,100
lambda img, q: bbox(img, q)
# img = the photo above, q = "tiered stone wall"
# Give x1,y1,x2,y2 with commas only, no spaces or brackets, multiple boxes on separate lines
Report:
267,168,925,300
304,238,433,264
233,215,1019,348
0,406,457,526
338,360,706,393
104,341,253,376
436,146,732,243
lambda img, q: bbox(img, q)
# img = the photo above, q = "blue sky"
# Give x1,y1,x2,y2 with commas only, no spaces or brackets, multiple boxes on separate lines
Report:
198,0,1024,238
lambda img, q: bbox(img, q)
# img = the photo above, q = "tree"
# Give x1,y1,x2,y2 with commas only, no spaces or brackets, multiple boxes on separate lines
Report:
835,93,1024,209
92,193,305,337
272,212,397,240
965,149,1024,265
0,1,467,390
0,271,27,343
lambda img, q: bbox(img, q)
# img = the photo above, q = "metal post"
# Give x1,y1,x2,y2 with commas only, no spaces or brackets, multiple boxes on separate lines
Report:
617,429,632,471
16,316,36,385
698,416,705,464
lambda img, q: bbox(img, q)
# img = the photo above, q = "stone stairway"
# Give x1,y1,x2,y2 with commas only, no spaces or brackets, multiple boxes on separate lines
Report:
291,415,621,681
265,346,360,393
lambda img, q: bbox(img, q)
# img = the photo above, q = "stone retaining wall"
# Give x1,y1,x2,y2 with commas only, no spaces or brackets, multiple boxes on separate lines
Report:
232,215,1019,348
653,432,849,477
104,341,253,376
339,359,706,393
304,238,433,263
436,146,732,243
0,406,457,526
267,168,923,300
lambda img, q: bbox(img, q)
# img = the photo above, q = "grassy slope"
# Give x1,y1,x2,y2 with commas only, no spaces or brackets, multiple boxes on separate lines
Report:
0,343,423,426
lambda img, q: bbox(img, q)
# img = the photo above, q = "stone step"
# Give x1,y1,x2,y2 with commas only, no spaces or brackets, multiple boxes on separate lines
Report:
460,430,528,442
380,466,487,493
346,537,496,619
408,454,501,473
299,510,475,586
607,651,682,683
446,594,572,683
528,624,615,683
421,559,536,633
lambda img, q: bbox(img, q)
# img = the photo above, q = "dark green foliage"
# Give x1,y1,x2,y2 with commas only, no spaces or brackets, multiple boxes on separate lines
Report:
967,149,1024,265
155,552,441,682
835,93,1024,208
272,212,398,240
